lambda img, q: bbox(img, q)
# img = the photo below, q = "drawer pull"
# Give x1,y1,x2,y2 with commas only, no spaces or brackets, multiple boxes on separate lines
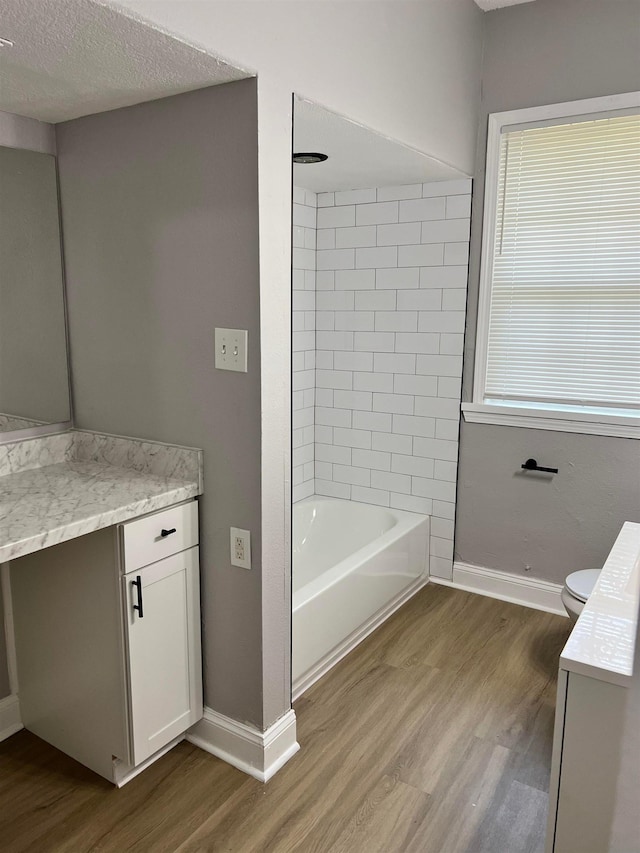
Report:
132,576,144,619
161,528,177,538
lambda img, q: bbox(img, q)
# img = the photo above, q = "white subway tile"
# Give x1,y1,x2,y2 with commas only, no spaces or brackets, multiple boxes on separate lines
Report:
335,188,377,205
396,290,442,311
438,376,462,399
354,372,394,393
420,266,469,289
390,493,433,515
315,425,334,444
292,185,306,204
304,350,316,371
418,311,466,333
431,536,454,560
335,311,375,331
293,443,313,467
356,246,398,269
316,369,353,390
292,225,305,248
423,178,472,197
395,333,440,354
413,437,458,462
334,390,373,411
293,465,303,486
334,351,374,371
336,225,377,249
435,460,458,482
392,454,435,478
292,268,305,291
333,464,371,487
430,556,453,577
316,291,354,311
376,267,420,289
444,242,469,266
292,351,305,372
316,479,351,499
421,218,470,244
355,290,397,311
304,189,317,208
351,485,390,507
293,331,315,352
435,419,460,440
316,331,354,351
416,354,463,376
315,311,334,331
292,390,305,411
292,312,305,333
314,461,333,481
393,414,435,438
377,184,422,201
293,247,316,271
375,311,418,332
293,202,316,228
433,500,456,520
305,270,316,291
315,388,334,407
316,443,352,465
441,289,467,311
317,248,355,270
446,194,472,219
373,353,416,374
304,311,316,331
317,205,355,228
317,228,336,250
317,192,335,207
415,397,460,420
372,432,413,455
316,271,335,290
412,477,456,502
293,290,315,312
333,427,372,449
316,407,352,428
293,481,315,504
353,410,393,432
372,470,411,494
398,243,445,268
302,425,314,445
305,228,316,251
352,449,392,471
303,388,315,408
292,428,304,449
431,517,455,540
393,374,438,397
399,197,446,222
439,334,464,355
373,393,414,415
356,201,399,225
354,332,395,352
377,222,422,246
293,370,315,392
335,269,376,290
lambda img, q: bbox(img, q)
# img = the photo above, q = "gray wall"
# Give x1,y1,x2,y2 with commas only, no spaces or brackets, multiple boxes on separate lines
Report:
0,591,8,698
456,0,640,584
56,79,267,726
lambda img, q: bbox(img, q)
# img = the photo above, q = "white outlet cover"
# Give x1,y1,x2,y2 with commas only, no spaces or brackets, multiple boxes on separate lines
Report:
230,527,251,569
215,328,248,372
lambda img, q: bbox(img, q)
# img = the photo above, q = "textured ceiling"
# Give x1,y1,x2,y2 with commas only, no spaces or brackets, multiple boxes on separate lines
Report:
293,99,466,193
0,0,250,122
474,0,536,10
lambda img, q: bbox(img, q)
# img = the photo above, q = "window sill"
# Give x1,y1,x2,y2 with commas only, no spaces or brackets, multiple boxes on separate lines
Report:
461,403,640,440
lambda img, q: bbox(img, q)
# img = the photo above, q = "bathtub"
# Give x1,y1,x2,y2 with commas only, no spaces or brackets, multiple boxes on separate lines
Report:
292,496,429,698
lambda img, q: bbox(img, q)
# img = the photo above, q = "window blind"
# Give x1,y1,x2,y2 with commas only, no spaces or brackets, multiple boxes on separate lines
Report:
484,114,640,413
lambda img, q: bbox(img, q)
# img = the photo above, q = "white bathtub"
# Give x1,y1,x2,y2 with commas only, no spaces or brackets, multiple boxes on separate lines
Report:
292,496,429,697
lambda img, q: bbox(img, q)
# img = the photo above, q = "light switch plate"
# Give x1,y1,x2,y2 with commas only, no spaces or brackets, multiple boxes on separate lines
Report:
215,328,248,372
230,527,251,569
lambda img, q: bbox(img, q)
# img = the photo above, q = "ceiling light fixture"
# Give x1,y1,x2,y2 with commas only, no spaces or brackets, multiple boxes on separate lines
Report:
293,152,328,164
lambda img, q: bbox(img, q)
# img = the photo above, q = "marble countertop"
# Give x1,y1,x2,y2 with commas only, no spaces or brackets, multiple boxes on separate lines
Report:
0,431,203,563
561,521,640,688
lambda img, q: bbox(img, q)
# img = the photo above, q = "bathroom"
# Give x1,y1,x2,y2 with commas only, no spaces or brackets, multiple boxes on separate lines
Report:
1,0,639,850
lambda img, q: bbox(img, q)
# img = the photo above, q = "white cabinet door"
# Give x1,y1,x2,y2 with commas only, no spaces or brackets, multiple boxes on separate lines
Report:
124,547,203,765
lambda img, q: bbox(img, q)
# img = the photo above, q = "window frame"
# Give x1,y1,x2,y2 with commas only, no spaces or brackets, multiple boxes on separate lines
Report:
464,92,640,439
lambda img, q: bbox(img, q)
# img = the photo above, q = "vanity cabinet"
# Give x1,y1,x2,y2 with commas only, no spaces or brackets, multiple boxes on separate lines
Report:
11,499,203,784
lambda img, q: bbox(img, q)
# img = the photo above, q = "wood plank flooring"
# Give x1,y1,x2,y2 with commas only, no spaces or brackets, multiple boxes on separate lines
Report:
0,585,570,852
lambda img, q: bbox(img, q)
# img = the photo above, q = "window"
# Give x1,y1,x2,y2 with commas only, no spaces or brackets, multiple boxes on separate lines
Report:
464,94,640,438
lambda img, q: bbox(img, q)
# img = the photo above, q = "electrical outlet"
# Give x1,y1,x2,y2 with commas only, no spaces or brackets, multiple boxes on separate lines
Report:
230,527,251,569
215,328,248,372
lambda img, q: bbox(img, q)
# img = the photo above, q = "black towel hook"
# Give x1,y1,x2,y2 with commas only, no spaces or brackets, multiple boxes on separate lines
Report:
521,458,558,474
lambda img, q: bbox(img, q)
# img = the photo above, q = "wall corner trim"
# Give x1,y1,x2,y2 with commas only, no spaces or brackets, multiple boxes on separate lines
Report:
186,707,299,783
430,561,566,616
0,694,22,743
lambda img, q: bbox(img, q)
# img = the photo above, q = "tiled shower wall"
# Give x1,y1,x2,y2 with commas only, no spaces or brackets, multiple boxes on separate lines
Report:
292,178,471,579
292,187,317,502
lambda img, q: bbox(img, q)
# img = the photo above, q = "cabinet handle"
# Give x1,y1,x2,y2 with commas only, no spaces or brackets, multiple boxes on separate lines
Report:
132,576,144,619
161,528,177,537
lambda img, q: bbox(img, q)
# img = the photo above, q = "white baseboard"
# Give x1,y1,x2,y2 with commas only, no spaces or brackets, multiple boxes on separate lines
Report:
0,694,22,742
430,561,566,616
186,707,299,783
292,574,430,701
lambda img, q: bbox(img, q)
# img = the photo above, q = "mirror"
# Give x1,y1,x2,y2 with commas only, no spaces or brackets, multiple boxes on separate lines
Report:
0,145,71,437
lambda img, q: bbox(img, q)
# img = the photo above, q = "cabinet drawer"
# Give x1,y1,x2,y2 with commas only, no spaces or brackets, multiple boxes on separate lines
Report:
121,501,198,572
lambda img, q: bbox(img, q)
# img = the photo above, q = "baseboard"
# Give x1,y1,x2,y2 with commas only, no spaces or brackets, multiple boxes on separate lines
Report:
292,574,430,701
0,694,22,742
186,707,299,783
430,561,566,616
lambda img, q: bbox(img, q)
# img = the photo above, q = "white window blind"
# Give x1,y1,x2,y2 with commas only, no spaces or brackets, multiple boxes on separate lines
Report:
484,113,640,414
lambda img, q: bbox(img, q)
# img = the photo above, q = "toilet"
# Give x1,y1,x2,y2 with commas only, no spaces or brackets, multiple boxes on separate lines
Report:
561,569,601,623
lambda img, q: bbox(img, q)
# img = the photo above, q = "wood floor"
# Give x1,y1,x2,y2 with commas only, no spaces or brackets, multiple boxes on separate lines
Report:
0,585,570,853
